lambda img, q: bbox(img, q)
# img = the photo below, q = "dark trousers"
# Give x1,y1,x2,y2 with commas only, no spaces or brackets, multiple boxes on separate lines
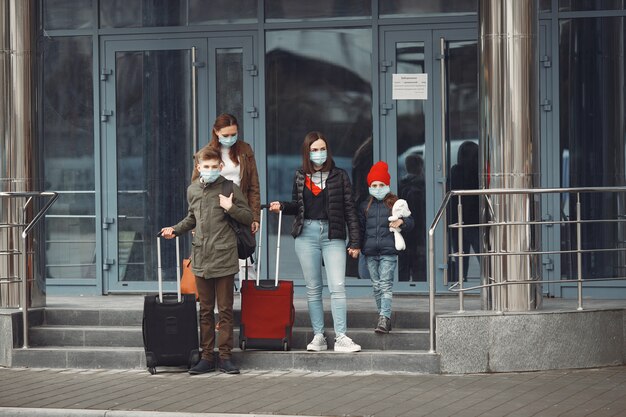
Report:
195,274,234,361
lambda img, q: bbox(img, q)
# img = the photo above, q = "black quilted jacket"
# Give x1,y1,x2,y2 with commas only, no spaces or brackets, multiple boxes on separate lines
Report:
281,166,360,248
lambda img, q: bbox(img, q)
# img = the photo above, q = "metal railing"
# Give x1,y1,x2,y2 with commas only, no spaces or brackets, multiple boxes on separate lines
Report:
427,186,626,353
0,191,59,348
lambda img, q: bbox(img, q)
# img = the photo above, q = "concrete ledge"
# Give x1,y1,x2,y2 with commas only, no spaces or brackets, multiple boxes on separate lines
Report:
437,308,626,374
0,309,45,367
0,408,313,417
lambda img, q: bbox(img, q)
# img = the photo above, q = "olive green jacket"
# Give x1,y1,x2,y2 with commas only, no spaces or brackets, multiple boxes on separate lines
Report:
173,176,253,279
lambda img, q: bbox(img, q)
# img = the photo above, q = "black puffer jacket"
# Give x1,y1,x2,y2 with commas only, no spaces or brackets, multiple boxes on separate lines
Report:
281,166,360,248
358,198,415,256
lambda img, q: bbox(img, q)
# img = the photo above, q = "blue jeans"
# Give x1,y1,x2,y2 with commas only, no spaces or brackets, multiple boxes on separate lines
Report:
294,220,347,336
366,255,397,319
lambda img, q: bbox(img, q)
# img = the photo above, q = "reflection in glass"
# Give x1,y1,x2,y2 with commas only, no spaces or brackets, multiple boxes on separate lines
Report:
559,0,626,11
216,48,244,139
115,50,193,282
540,0,552,12
42,36,95,280
559,17,626,280
100,0,186,28
43,0,93,30
380,0,476,17
395,42,426,282
266,0,370,21
189,0,257,24
266,29,372,279
445,39,479,283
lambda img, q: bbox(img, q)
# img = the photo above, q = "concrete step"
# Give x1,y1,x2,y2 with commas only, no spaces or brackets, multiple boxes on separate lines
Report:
42,308,430,329
11,347,440,373
29,325,430,351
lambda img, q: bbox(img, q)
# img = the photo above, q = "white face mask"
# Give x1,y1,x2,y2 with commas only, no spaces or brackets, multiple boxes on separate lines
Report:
369,185,390,200
310,150,327,165
200,169,220,183
218,133,238,148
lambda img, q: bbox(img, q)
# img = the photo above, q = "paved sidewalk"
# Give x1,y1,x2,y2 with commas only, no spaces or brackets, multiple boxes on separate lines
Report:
1,366,626,417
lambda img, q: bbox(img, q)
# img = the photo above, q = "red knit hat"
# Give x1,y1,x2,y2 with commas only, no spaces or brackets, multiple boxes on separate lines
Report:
367,161,391,186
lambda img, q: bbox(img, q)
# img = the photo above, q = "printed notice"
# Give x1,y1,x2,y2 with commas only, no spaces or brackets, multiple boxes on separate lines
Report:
392,74,428,100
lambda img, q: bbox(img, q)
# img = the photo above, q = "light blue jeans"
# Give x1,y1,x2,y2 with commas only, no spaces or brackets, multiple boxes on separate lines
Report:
366,255,397,319
294,220,347,336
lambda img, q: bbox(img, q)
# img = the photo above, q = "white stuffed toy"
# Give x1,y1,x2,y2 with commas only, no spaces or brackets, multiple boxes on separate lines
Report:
388,199,411,251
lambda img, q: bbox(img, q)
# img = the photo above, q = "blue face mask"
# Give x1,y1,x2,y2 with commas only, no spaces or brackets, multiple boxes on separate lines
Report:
310,150,327,166
369,185,390,200
200,169,220,184
218,133,237,148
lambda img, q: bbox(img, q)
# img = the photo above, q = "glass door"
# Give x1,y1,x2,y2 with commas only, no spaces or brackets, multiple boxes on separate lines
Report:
101,39,207,292
380,28,478,293
101,35,256,292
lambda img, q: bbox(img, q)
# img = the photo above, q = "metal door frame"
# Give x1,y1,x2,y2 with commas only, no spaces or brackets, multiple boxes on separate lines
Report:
379,26,478,294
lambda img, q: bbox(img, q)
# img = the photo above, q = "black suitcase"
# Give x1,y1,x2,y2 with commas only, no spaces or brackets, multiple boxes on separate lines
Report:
143,235,200,375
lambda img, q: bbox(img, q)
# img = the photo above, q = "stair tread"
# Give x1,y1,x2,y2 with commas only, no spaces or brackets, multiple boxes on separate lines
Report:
33,325,428,333
17,346,435,354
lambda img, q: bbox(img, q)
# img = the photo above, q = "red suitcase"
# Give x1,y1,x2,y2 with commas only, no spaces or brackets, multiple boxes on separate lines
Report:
239,208,295,351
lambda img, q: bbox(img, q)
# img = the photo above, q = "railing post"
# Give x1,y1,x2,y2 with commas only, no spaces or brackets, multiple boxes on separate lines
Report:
576,192,583,310
428,229,436,353
21,232,28,348
457,196,465,312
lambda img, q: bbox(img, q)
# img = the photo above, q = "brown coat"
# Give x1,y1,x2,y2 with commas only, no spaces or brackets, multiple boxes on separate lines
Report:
208,140,261,223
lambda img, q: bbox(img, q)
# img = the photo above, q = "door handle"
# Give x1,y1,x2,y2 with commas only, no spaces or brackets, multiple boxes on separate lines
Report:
191,47,199,152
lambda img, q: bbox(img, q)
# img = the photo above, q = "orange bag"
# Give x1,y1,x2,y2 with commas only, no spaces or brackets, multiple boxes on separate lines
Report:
181,258,198,300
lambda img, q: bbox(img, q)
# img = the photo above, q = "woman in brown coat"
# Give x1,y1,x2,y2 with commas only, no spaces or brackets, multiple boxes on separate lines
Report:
193,113,261,285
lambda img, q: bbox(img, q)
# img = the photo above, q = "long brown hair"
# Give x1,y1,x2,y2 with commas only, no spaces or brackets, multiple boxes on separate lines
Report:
365,193,399,216
301,131,334,174
208,113,242,166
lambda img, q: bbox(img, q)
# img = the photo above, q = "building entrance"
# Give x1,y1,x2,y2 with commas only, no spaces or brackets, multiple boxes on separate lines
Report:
101,35,256,293
379,27,478,294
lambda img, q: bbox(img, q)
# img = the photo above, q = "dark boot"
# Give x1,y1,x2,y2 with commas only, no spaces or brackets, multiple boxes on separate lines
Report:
219,358,240,374
374,315,391,334
189,358,215,375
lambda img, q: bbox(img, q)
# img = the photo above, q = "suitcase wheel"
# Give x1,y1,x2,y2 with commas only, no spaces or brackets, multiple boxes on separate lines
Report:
148,367,156,375
240,340,247,351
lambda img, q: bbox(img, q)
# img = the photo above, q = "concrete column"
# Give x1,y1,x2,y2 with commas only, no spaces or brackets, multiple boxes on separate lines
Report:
0,0,42,308
479,0,542,311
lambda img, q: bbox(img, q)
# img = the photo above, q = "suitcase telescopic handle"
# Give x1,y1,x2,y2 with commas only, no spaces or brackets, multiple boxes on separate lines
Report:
274,209,282,287
156,233,182,303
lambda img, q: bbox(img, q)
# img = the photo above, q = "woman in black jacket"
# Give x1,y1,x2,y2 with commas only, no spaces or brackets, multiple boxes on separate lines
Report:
269,131,361,353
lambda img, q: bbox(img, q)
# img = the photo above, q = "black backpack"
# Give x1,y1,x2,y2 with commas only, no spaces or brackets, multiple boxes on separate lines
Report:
222,180,256,260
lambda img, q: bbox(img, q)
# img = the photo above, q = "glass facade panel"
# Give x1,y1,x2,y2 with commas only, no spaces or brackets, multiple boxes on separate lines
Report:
559,17,626,279
559,0,626,11
42,36,95,280
100,0,186,28
540,0,552,12
189,0,258,24
266,29,372,279
266,0,371,21
216,48,245,138
43,0,93,30
380,0,477,17
115,49,194,283
445,40,480,283
394,42,426,282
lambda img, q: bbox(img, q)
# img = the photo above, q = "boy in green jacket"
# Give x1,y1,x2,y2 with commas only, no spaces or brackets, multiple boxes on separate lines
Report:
161,147,253,375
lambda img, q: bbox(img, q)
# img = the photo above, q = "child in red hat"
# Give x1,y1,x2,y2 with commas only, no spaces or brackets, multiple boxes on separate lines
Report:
358,161,414,333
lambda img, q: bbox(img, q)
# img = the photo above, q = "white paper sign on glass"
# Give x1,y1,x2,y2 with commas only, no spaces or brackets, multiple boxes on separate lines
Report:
392,73,428,100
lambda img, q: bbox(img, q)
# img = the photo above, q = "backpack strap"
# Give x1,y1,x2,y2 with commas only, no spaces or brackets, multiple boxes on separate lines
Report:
222,179,234,199
221,180,240,232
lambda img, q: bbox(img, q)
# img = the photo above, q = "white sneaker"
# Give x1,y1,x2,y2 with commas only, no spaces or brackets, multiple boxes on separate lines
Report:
334,334,361,353
306,333,328,351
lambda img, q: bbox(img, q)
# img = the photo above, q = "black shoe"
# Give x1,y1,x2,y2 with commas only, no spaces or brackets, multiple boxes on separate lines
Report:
189,359,215,375
375,315,391,334
219,359,240,374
